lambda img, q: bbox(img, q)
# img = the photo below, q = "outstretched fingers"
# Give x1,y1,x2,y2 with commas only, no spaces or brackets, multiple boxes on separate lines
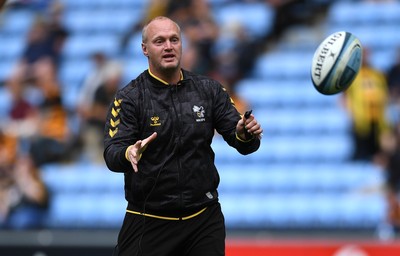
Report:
128,132,158,173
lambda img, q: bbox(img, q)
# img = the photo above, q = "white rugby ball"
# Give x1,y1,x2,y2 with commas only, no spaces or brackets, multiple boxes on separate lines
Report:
311,31,362,95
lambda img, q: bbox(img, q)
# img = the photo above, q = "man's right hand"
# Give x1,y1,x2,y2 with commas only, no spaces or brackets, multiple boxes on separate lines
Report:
126,132,157,172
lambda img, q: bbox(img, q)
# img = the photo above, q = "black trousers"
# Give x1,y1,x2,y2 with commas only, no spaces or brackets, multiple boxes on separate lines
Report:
113,202,225,256
351,122,379,161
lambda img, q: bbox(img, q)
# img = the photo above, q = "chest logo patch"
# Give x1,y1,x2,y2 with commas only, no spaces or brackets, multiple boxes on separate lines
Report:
193,105,205,122
150,116,161,126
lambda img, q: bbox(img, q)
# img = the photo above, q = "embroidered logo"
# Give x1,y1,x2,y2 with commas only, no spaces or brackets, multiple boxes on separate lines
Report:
109,98,122,138
193,105,205,122
150,116,161,126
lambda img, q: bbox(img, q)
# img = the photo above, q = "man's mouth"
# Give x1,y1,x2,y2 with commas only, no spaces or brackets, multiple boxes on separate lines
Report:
163,54,175,61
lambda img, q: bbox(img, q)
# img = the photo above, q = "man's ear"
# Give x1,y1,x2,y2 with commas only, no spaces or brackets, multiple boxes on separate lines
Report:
142,43,148,57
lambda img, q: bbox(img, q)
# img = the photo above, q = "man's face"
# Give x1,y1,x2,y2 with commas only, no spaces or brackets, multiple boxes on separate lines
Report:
142,19,182,74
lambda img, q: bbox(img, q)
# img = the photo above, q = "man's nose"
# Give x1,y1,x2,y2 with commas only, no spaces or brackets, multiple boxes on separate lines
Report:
164,40,172,50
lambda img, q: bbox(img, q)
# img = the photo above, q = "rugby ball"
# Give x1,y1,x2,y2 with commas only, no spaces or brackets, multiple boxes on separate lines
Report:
311,31,362,95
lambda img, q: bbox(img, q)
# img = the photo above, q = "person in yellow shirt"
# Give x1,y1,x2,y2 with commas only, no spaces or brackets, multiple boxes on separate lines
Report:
342,47,390,161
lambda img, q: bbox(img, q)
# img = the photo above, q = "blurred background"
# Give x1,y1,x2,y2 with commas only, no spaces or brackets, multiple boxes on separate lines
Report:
1,0,400,255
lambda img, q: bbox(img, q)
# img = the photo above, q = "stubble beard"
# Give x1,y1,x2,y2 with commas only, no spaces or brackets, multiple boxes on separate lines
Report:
158,59,181,75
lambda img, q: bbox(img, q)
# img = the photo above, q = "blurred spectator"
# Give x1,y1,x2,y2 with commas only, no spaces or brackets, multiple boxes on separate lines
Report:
265,0,328,43
77,53,122,117
3,14,73,167
77,52,123,163
120,0,172,52
179,0,219,76
342,47,391,161
379,47,400,229
120,0,196,50
0,78,70,229
211,21,259,114
0,130,49,229
386,48,400,126
43,0,69,68
0,2,71,229
374,127,400,233
120,0,251,114
6,0,68,105
7,16,55,99
5,0,52,11
29,85,72,166
121,0,218,74
4,80,73,167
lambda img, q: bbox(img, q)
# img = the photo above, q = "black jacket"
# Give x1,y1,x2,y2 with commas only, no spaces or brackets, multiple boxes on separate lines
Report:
103,69,260,216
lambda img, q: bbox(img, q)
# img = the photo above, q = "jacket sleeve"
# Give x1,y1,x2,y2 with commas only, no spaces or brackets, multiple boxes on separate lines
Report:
103,88,139,172
213,83,260,155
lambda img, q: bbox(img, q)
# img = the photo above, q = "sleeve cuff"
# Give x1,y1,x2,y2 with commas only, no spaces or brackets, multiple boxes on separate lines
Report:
125,145,134,161
235,132,254,143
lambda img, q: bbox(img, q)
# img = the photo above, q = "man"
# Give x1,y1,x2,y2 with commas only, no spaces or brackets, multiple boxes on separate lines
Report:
103,16,263,256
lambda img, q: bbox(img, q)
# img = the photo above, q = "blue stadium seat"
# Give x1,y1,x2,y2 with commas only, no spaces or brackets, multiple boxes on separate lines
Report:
220,191,385,228
0,8,34,35
60,0,148,10
214,135,269,164
0,35,25,60
0,86,12,119
0,59,16,83
99,193,126,227
254,106,349,135
339,194,386,227
122,56,149,84
256,134,352,163
58,58,93,84
312,193,342,226
220,193,292,228
57,58,94,109
45,193,90,227
289,193,320,226
63,9,143,34
252,51,313,80
370,47,399,73
62,34,120,58
329,1,400,26
41,165,84,193
41,163,122,193
218,163,274,193
235,77,337,109
42,162,126,228
303,134,353,162
46,193,124,228
125,32,146,58
212,2,274,39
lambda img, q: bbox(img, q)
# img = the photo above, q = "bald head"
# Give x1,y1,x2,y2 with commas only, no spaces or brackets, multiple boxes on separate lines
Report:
142,16,181,43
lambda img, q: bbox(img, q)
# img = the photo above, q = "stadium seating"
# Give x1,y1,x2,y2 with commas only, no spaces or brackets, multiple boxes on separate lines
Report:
0,8,34,35
62,9,143,34
212,2,274,39
235,78,339,108
1,0,398,231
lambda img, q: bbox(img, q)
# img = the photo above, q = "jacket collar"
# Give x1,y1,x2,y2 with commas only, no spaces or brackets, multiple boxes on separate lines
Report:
148,69,184,86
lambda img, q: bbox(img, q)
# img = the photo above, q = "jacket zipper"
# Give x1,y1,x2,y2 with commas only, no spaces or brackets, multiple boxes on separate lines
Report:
170,84,184,217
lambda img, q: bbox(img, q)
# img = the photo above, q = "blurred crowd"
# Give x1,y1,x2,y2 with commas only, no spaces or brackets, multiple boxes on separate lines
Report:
340,46,400,233
1,0,400,234
0,0,70,229
0,0,330,229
